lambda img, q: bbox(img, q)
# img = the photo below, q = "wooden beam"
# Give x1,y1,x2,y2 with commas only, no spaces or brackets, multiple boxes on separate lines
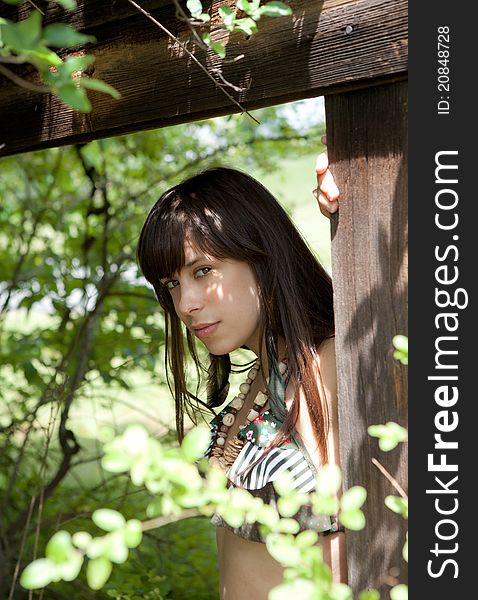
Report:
325,81,408,596
0,0,407,156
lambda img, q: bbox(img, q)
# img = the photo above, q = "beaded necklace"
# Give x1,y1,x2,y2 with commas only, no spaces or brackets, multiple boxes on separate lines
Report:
209,358,287,472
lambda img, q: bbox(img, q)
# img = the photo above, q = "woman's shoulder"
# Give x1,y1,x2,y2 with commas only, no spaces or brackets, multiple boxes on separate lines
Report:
315,336,337,383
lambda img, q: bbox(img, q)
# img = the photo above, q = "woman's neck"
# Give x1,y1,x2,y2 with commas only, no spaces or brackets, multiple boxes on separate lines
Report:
249,335,287,372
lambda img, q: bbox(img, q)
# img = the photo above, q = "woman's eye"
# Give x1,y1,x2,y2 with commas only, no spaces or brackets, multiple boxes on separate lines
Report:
195,267,211,278
165,280,179,290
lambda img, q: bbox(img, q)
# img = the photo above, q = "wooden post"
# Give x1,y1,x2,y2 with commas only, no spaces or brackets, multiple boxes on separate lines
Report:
325,82,408,596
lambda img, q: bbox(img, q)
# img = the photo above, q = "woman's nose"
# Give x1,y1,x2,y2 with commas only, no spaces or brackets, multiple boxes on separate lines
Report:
177,282,204,316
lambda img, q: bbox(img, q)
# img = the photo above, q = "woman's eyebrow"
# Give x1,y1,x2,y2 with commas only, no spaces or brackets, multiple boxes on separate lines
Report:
160,256,208,282
184,256,205,268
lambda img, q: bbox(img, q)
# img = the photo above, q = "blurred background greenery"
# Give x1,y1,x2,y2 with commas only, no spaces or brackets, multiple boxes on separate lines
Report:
0,97,330,599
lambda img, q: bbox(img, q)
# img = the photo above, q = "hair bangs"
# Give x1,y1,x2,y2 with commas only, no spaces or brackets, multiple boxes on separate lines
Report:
138,188,246,293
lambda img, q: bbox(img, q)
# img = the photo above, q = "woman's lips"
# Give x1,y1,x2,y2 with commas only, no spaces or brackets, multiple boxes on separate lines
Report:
192,322,220,339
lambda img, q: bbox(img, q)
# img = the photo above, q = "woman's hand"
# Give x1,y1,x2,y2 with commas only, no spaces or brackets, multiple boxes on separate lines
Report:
313,139,340,218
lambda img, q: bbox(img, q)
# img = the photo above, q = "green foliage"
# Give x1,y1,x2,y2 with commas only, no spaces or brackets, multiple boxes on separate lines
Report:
87,557,113,590
339,486,367,531
390,584,408,600
392,335,408,365
189,0,292,56
20,532,84,589
310,464,341,515
20,426,361,598
384,495,408,519
0,1,119,112
367,422,408,452
402,532,408,562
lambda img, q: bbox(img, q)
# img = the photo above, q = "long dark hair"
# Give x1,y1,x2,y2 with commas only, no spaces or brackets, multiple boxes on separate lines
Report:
137,167,334,463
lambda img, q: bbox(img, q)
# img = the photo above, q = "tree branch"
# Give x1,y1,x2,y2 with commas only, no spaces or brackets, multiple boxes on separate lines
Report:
0,64,49,94
142,508,203,531
126,0,260,124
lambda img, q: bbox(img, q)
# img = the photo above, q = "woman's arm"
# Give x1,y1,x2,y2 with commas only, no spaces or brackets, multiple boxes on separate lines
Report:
314,339,348,584
287,339,348,583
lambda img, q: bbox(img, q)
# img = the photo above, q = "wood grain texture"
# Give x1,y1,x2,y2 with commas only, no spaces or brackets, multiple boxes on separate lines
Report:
325,81,408,596
0,0,407,156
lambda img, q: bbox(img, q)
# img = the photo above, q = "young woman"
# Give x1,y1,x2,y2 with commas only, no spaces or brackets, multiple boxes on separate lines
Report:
137,154,346,599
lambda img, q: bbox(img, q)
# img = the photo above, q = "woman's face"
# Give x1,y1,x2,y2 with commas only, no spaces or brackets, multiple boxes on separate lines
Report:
161,242,262,356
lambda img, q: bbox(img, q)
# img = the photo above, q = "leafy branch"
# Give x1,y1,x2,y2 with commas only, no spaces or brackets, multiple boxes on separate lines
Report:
0,0,120,111
19,424,369,599
0,0,292,115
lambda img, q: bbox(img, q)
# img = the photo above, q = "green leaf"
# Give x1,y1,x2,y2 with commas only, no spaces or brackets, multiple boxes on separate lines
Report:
390,584,408,600
200,32,226,57
277,496,302,518
392,335,408,364
181,426,210,462
210,40,226,58
53,0,77,10
85,537,108,560
86,557,112,590
61,54,96,76
57,551,83,582
56,83,91,112
311,493,339,516
106,532,129,564
316,463,342,496
101,449,131,473
295,530,318,548
266,534,301,567
392,334,408,353
257,504,280,529
219,5,235,26
276,518,300,534
2,11,42,51
123,424,149,454
124,519,143,548
367,422,408,452
339,508,366,531
233,17,258,36
20,558,57,590
340,486,367,511
358,590,380,600
46,530,72,564
187,0,203,17
43,23,96,48
330,583,353,600
27,47,63,67
92,508,126,532
260,1,293,17
274,471,295,496
218,507,244,528
80,77,121,99
72,531,92,550
385,495,408,518
237,0,252,13
403,532,408,562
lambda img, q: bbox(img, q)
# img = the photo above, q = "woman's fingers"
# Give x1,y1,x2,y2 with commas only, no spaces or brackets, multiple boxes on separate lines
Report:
313,152,340,217
313,189,338,217
315,152,329,175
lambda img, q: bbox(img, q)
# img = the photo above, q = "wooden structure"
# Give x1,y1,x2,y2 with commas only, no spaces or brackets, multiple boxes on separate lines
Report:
0,0,408,596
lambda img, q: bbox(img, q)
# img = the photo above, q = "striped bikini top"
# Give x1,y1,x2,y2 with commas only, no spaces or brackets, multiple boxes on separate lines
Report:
205,363,319,493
